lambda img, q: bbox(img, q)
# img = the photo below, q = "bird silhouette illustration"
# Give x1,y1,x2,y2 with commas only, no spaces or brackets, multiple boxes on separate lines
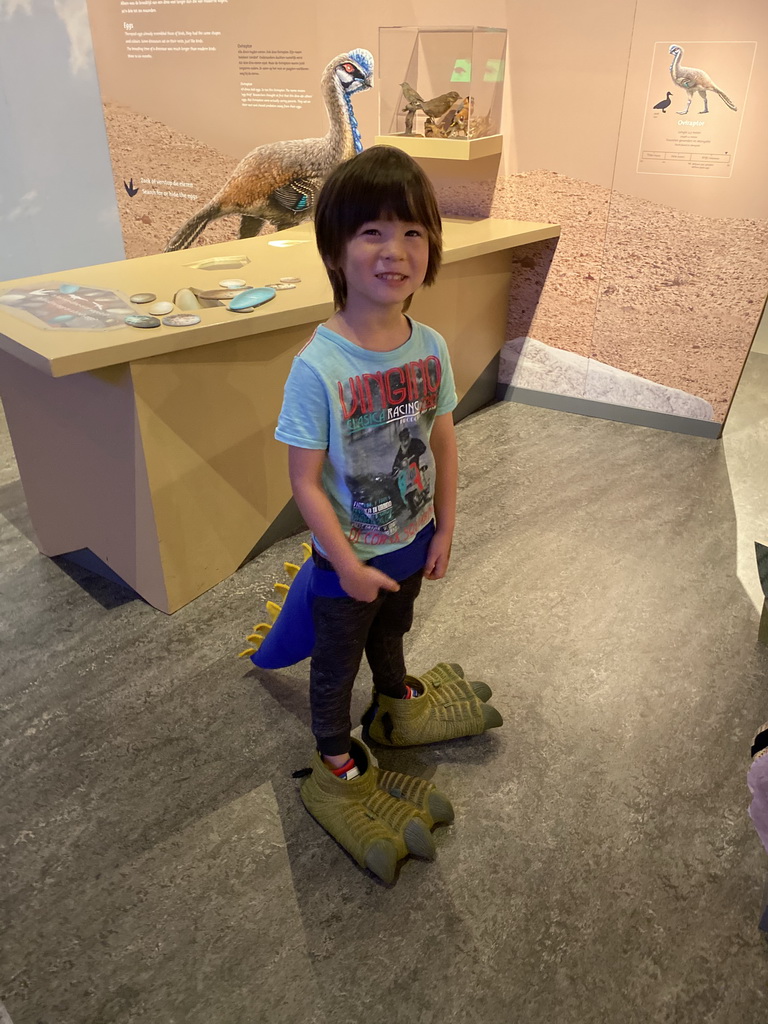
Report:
124,177,139,197
653,91,672,113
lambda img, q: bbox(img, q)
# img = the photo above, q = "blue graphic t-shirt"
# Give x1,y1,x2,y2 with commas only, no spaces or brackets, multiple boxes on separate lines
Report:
275,319,458,560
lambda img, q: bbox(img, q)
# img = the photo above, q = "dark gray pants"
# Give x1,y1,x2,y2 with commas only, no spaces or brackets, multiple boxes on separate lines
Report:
310,569,423,756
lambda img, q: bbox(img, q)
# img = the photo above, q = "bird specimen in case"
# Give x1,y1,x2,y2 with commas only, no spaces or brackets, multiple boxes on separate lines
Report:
399,82,460,135
418,90,461,119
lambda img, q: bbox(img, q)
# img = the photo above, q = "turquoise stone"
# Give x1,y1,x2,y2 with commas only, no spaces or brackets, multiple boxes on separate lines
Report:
228,287,276,312
59,284,80,294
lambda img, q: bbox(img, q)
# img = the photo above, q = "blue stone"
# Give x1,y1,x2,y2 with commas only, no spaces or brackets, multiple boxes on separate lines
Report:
228,287,276,312
59,284,81,294
51,314,75,322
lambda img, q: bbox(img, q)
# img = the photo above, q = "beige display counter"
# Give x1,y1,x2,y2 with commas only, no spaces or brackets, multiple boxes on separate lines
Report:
0,217,559,612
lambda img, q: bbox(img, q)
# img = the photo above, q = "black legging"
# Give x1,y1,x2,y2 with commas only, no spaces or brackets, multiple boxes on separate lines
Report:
309,568,424,756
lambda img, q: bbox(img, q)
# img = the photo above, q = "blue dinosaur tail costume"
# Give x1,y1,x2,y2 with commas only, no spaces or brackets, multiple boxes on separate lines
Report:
240,522,436,669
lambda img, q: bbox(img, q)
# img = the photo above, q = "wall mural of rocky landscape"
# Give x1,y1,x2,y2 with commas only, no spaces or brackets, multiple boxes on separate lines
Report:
3,0,767,430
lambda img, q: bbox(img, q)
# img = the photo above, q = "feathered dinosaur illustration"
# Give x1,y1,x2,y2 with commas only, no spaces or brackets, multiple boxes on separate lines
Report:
668,45,737,115
165,48,374,251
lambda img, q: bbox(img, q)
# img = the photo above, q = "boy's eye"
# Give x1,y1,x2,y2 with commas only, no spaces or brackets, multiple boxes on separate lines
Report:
361,228,380,236
406,229,423,237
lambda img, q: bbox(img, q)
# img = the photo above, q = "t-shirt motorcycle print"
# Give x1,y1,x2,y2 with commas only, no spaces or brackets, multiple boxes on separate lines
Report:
337,354,442,546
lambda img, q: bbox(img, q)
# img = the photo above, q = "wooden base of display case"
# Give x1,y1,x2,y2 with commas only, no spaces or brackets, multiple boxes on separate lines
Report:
374,134,503,160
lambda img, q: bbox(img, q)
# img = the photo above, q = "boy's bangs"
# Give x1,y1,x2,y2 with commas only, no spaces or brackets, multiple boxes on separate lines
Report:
378,194,430,227
346,174,432,231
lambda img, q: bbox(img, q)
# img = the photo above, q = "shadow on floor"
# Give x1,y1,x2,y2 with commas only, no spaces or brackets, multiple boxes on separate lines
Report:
51,552,141,611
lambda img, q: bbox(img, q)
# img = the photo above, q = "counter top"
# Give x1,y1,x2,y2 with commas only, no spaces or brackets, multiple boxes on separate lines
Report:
0,217,559,378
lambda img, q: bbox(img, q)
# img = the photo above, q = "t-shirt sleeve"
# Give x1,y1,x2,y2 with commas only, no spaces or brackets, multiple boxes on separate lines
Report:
435,332,458,416
275,357,330,450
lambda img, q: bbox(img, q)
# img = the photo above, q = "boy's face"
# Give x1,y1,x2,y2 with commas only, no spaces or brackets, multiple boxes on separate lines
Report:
338,218,429,313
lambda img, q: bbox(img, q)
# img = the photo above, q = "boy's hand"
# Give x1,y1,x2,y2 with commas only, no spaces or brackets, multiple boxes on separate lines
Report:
339,563,400,603
423,530,452,580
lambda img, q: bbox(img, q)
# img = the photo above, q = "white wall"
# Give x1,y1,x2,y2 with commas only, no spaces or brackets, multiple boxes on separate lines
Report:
0,0,124,280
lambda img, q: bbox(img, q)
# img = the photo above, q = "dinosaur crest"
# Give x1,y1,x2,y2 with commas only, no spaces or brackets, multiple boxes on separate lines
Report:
344,48,375,94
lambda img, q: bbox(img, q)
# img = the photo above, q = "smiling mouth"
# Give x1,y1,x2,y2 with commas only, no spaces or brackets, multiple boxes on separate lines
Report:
376,272,407,281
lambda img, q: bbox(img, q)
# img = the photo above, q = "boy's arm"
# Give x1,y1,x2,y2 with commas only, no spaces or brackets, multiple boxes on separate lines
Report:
424,412,458,580
288,446,399,602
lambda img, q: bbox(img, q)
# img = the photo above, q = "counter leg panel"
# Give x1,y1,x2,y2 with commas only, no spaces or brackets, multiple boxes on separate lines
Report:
0,348,169,609
130,320,316,612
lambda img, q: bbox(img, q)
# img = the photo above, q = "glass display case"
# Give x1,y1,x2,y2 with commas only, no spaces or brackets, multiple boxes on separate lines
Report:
376,26,506,159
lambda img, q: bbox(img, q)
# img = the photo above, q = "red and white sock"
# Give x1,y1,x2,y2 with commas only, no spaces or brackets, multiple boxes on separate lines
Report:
329,757,360,780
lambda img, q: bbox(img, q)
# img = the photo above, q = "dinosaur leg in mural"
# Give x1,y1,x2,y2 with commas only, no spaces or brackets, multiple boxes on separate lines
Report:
239,215,266,238
164,201,223,252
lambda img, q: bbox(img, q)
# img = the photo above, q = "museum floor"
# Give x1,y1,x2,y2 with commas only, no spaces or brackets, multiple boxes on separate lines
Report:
3,323,768,1024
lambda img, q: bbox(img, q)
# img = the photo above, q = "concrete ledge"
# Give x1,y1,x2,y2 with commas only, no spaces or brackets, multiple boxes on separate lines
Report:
497,384,723,439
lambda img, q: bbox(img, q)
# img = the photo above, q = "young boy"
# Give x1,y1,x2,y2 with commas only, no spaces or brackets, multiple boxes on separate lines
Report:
275,146,502,881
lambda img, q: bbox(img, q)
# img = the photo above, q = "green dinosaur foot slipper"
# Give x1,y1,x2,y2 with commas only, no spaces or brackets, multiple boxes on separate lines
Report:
362,662,503,748
299,737,453,883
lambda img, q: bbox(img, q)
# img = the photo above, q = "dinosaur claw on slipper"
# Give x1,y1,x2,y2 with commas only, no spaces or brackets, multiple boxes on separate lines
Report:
481,702,503,730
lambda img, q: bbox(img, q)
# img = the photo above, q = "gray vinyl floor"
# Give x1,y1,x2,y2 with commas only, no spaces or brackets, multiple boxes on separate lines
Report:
3,329,768,1023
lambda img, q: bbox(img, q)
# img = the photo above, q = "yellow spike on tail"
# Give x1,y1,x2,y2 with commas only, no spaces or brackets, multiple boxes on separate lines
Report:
240,542,311,660
266,600,281,622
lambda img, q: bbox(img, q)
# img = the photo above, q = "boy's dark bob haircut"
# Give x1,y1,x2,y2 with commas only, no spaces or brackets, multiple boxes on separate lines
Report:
314,145,442,311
